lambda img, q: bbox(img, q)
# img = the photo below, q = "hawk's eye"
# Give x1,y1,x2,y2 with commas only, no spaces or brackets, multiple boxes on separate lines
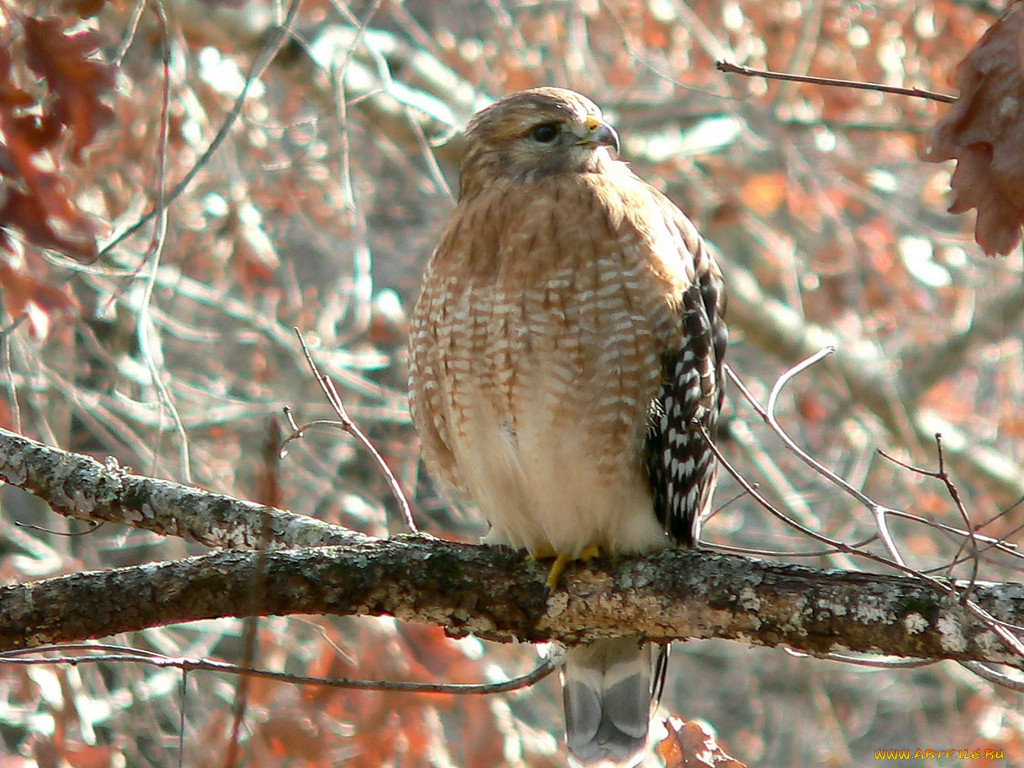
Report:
530,123,560,143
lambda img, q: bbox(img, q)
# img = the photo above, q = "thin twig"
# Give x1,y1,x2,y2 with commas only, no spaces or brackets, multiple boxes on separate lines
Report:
711,364,1024,668
960,661,1024,694
100,0,303,258
878,437,984,589
934,435,982,593
698,421,879,559
288,328,417,533
752,351,908,567
716,60,956,103
136,0,192,483
711,539,877,559
0,644,556,695
784,646,937,669
883,509,1017,556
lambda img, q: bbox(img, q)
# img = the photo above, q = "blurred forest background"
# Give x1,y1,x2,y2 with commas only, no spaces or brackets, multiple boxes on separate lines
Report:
1,0,1023,765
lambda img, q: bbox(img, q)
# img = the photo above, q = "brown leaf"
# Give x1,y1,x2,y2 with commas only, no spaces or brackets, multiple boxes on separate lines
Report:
0,177,97,260
0,31,100,261
657,717,747,768
1,113,63,155
920,1,1024,255
23,15,115,162
0,264,76,325
0,49,34,111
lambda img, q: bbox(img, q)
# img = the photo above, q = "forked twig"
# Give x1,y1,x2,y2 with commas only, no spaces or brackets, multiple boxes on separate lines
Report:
286,328,417,533
736,349,907,567
883,509,1019,558
705,361,1024,668
698,421,880,561
879,436,982,592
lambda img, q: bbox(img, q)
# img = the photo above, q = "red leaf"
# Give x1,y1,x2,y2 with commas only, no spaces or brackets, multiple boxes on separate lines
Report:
0,49,34,111
0,19,101,259
0,262,77,324
657,717,747,768
23,15,115,162
920,1,1024,255
0,182,97,261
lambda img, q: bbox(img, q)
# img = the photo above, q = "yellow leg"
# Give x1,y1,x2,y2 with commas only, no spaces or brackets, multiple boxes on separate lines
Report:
545,553,573,591
544,545,602,590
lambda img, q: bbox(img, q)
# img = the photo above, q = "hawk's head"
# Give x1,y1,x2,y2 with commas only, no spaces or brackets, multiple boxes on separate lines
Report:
459,88,620,200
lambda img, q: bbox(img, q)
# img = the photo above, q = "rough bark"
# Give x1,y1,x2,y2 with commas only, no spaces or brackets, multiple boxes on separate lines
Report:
1,535,1023,668
0,427,358,549
2,427,1024,666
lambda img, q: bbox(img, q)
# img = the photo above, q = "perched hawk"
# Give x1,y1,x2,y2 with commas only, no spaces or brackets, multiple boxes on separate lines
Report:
408,88,727,767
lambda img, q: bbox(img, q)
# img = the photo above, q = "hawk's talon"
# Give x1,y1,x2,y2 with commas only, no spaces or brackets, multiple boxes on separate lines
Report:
545,553,573,591
543,545,602,591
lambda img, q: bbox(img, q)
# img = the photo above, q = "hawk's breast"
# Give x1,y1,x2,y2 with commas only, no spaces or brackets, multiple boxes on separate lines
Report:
409,169,691,557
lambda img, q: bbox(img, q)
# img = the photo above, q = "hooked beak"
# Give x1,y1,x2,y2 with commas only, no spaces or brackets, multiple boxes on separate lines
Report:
577,114,620,155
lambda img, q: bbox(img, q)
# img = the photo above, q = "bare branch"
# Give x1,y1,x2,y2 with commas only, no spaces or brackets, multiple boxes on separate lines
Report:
960,661,1024,694
720,258,1024,506
288,328,417,533
715,370,1024,662
716,60,956,103
1,533,1024,668
0,644,556,696
0,427,359,549
758,351,907,567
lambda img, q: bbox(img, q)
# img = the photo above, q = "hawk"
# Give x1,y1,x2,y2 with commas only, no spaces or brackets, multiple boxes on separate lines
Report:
408,88,727,767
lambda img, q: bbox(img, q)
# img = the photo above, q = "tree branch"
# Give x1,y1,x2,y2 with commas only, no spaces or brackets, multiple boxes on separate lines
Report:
0,427,359,549
2,535,1024,668
2,427,1024,668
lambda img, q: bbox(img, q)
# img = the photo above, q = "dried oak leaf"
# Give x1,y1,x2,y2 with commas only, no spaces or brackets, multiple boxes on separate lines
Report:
0,109,98,259
0,262,77,337
657,717,747,768
0,24,101,259
23,15,115,162
0,49,34,111
920,1,1024,256
0,184,97,260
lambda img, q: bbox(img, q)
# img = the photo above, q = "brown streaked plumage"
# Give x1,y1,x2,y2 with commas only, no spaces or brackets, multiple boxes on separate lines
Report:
408,88,727,767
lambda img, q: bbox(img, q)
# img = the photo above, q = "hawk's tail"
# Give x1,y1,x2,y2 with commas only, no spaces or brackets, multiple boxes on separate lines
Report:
562,637,664,767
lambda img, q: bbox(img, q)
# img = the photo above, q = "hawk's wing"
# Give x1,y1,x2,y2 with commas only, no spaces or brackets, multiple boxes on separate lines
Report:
644,203,727,546
408,243,467,498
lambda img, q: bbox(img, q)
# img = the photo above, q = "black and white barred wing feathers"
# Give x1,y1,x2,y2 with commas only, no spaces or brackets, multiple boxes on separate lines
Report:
645,217,727,547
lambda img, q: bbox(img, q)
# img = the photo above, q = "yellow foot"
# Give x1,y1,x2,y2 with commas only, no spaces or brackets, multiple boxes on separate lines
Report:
545,553,572,591
543,545,601,591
